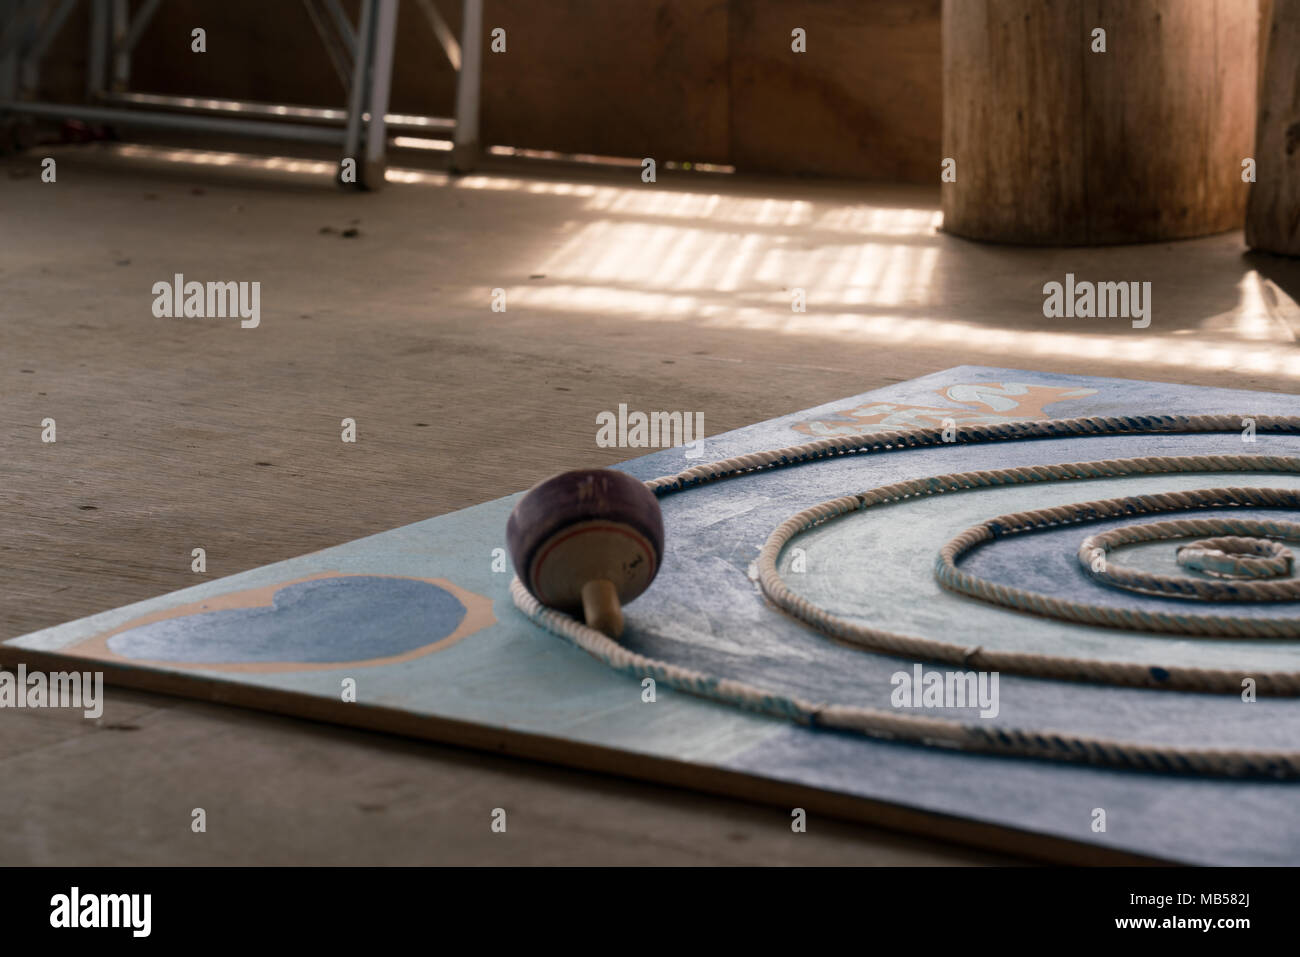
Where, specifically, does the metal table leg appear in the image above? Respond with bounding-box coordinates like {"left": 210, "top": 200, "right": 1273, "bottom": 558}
{"left": 361, "top": 0, "right": 398, "bottom": 189}
{"left": 451, "top": 0, "right": 482, "bottom": 173}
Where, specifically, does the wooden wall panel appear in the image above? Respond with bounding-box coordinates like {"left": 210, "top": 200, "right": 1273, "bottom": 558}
{"left": 728, "top": 0, "right": 942, "bottom": 182}
{"left": 122, "top": 0, "right": 732, "bottom": 164}
{"left": 34, "top": 1, "right": 943, "bottom": 182}
{"left": 478, "top": 1, "right": 730, "bottom": 163}
{"left": 128, "top": 0, "right": 351, "bottom": 107}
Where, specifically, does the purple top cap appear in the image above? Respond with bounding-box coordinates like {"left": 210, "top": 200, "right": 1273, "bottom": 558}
{"left": 506, "top": 468, "right": 665, "bottom": 604}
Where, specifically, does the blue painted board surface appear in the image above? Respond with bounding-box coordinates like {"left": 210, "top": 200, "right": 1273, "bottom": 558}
{"left": 7, "top": 366, "right": 1300, "bottom": 864}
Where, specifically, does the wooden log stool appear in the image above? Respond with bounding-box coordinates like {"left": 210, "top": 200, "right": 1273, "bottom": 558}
{"left": 942, "top": 0, "right": 1258, "bottom": 245}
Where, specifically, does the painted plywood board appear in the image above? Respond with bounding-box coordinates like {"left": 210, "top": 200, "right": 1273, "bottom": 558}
{"left": 5, "top": 366, "right": 1300, "bottom": 865}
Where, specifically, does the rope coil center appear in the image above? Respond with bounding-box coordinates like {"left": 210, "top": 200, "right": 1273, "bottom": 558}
{"left": 1175, "top": 536, "right": 1295, "bottom": 580}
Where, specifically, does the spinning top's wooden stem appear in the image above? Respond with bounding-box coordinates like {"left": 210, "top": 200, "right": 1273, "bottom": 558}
{"left": 581, "top": 579, "right": 623, "bottom": 638}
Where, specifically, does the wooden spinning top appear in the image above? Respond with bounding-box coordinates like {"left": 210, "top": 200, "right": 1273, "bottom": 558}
{"left": 506, "top": 469, "right": 664, "bottom": 638}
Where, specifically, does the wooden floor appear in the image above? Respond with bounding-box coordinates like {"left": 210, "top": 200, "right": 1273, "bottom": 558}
{"left": 1, "top": 141, "right": 1297, "bottom": 864}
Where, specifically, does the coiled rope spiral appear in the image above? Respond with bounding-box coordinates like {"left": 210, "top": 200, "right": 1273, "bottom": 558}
{"left": 511, "top": 414, "right": 1300, "bottom": 778}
